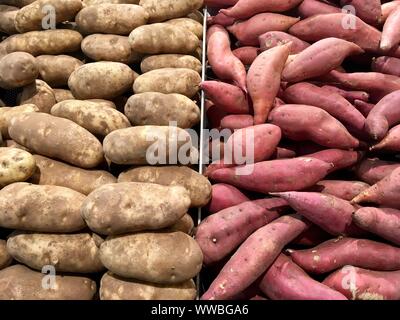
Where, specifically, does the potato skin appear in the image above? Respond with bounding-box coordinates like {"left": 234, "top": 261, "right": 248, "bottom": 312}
{"left": 0, "top": 148, "right": 36, "bottom": 187}
{"left": 119, "top": 166, "right": 212, "bottom": 208}
{"left": 51, "top": 100, "right": 130, "bottom": 136}
{"left": 124, "top": 92, "right": 200, "bottom": 128}
{"left": 0, "top": 265, "right": 96, "bottom": 300}
{"left": 166, "top": 18, "right": 203, "bottom": 39}
{"left": 139, "top": 0, "right": 203, "bottom": 23}
{"left": 82, "top": 34, "right": 142, "bottom": 64}
{"left": 18, "top": 79, "right": 56, "bottom": 113}
{"left": 99, "top": 231, "right": 203, "bottom": 283}
{"left": 141, "top": 54, "right": 201, "bottom": 73}
{"left": 81, "top": 182, "right": 190, "bottom": 235}
{"left": 1, "top": 0, "right": 36, "bottom": 7}
{"left": 0, "top": 240, "right": 12, "bottom": 270}
{"left": 86, "top": 99, "right": 116, "bottom": 109}
{"left": 76, "top": 4, "right": 148, "bottom": 35}
{"left": 4, "top": 30, "right": 83, "bottom": 56}
{"left": 187, "top": 10, "right": 204, "bottom": 23}
{"left": 36, "top": 55, "right": 83, "bottom": 87}
{"left": 53, "top": 89, "right": 75, "bottom": 103}
{"left": 31, "top": 155, "right": 116, "bottom": 195}
{"left": 83, "top": 0, "right": 139, "bottom": 5}
{"left": 100, "top": 272, "right": 196, "bottom": 300}
{"left": 0, "top": 182, "right": 86, "bottom": 232}
{"left": 15, "top": 0, "right": 82, "bottom": 33}
{"left": 133, "top": 68, "right": 201, "bottom": 98}
{"left": 68, "top": 62, "right": 135, "bottom": 100}
{"left": 0, "top": 104, "right": 38, "bottom": 139}
{"left": 129, "top": 23, "right": 199, "bottom": 54}
{"left": 0, "top": 5, "right": 18, "bottom": 34}
{"left": 9, "top": 113, "right": 104, "bottom": 169}
{"left": 0, "top": 52, "right": 38, "bottom": 89}
{"left": 166, "top": 214, "right": 194, "bottom": 235}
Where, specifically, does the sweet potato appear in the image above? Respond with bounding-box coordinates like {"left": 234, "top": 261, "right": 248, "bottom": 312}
{"left": 370, "top": 124, "right": 400, "bottom": 152}
{"left": 372, "top": 56, "right": 400, "bottom": 77}
{"left": 220, "top": 115, "right": 254, "bottom": 130}
{"left": 248, "top": 44, "right": 290, "bottom": 124}
{"left": 208, "top": 183, "right": 249, "bottom": 213}
{"left": 309, "top": 180, "right": 370, "bottom": 201}
{"left": 196, "top": 198, "right": 289, "bottom": 265}
{"left": 382, "top": 1, "right": 400, "bottom": 23}
{"left": 260, "top": 254, "right": 347, "bottom": 300}
{"left": 354, "top": 158, "right": 400, "bottom": 185}
{"left": 381, "top": 7, "right": 400, "bottom": 51}
{"left": 259, "top": 31, "right": 310, "bottom": 54}
{"left": 206, "top": 100, "right": 226, "bottom": 129}
{"left": 292, "top": 224, "right": 331, "bottom": 247}
{"left": 201, "top": 214, "right": 309, "bottom": 300}
{"left": 207, "top": 12, "right": 235, "bottom": 26}
{"left": 269, "top": 105, "right": 360, "bottom": 149}
{"left": 290, "top": 237, "right": 400, "bottom": 274}
{"left": 354, "top": 100, "right": 375, "bottom": 117}
{"left": 321, "top": 85, "right": 369, "bottom": 103}
{"left": 297, "top": 0, "right": 341, "bottom": 18}
{"left": 283, "top": 38, "right": 364, "bottom": 83}
{"left": 340, "top": 0, "right": 382, "bottom": 26}
{"left": 204, "top": 0, "right": 238, "bottom": 8}
{"left": 207, "top": 25, "right": 247, "bottom": 91}
{"left": 232, "top": 47, "right": 258, "bottom": 65}
{"left": 306, "top": 149, "right": 364, "bottom": 173}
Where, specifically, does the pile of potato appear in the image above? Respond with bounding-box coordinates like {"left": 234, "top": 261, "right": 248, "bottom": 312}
{"left": 0, "top": 0, "right": 210, "bottom": 300}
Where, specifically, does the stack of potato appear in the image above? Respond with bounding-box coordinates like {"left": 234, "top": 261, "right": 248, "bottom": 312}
{"left": 0, "top": 0, "right": 209, "bottom": 300}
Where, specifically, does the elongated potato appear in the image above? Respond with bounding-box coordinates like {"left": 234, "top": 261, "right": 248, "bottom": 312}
{"left": 3, "top": 30, "right": 82, "bottom": 56}
{"left": 129, "top": 24, "right": 199, "bottom": 54}
{"left": 124, "top": 92, "right": 200, "bottom": 128}
{"left": 18, "top": 79, "right": 56, "bottom": 113}
{"left": 99, "top": 231, "right": 203, "bottom": 283}
{"left": 166, "top": 18, "right": 203, "bottom": 39}
{"left": 141, "top": 54, "right": 201, "bottom": 73}
{"left": 0, "top": 265, "right": 96, "bottom": 300}
{"left": 133, "top": 68, "right": 200, "bottom": 98}
{"left": 53, "top": 89, "right": 75, "bottom": 103}
{"left": 76, "top": 4, "right": 148, "bottom": 35}
{"left": 166, "top": 214, "right": 194, "bottom": 235}
{"left": 187, "top": 10, "right": 203, "bottom": 23}
{"left": 83, "top": 0, "right": 139, "bottom": 4}
{"left": 81, "top": 182, "right": 190, "bottom": 235}
{"left": 7, "top": 232, "right": 104, "bottom": 273}
{"left": 0, "top": 240, "right": 12, "bottom": 270}
{"left": 0, "top": 5, "right": 18, "bottom": 34}
{"left": 36, "top": 55, "right": 83, "bottom": 87}
{"left": 103, "top": 126, "right": 192, "bottom": 165}
{"left": 100, "top": 273, "right": 196, "bottom": 300}
{"left": 51, "top": 100, "right": 130, "bottom": 136}
{"left": 118, "top": 166, "right": 211, "bottom": 207}
{"left": 1, "top": 0, "right": 36, "bottom": 7}
{"left": 31, "top": 155, "right": 116, "bottom": 195}
{"left": 68, "top": 62, "right": 135, "bottom": 100}
{"left": 15, "top": 0, "right": 82, "bottom": 33}
{"left": 0, "top": 182, "right": 86, "bottom": 232}
{"left": 0, "top": 52, "right": 38, "bottom": 89}
{"left": 0, "top": 104, "right": 38, "bottom": 139}
{"left": 81, "top": 34, "right": 142, "bottom": 64}
{"left": 9, "top": 113, "right": 104, "bottom": 168}
{"left": 140, "top": 0, "right": 203, "bottom": 23}
{"left": 86, "top": 99, "right": 116, "bottom": 109}
{"left": 5, "top": 140, "right": 30, "bottom": 151}
{"left": 0, "top": 148, "right": 36, "bottom": 187}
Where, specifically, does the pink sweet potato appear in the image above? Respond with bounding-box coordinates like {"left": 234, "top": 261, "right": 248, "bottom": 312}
{"left": 306, "top": 149, "right": 364, "bottom": 173}
{"left": 370, "top": 124, "right": 400, "bottom": 152}
{"left": 196, "top": 198, "right": 289, "bottom": 265}
{"left": 201, "top": 81, "right": 249, "bottom": 114}
{"left": 205, "top": 0, "right": 238, "bottom": 8}
{"left": 201, "top": 214, "right": 309, "bottom": 300}
{"left": 289, "top": 13, "right": 381, "bottom": 52}
{"left": 206, "top": 100, "right": 227, "bottom": 129}
{"left": 381, "top": 6, "right": 400, "bottom": 51}
{"left": 232, "top": 46, "right": 258, "bottom": 65}
{"left": 208, "top": 183, "right": 249, "bottom": 213}
{"left": 292, "top": 224, "right": 332, "bottom": 247}
{"left": 324, "top": 266, "right": 400, "bottom": 300}
{"left": 381, "top": 0, "right": 400, "bottom": 23}
{"left": 365, "top": 90, "right": 400, "bottom": 140}
{"left": 208, "top": 157, "right": 332, "bottom": 194}
{"left": 220, "top": 0, "right": 304, "bottom": 19}
{"left": 372, "top": 56, "right": 400, "bottom": 76}
{"left": 354, "top": 158, "right": 400, "bottom": 185}
{"left": 290, "top": 237, "right": 400, "bottom": 274}
{"left": 227, "top": 13, "right": 299, "bottom": 46}
{"left": 340, "top": 0, "right": 382, "bottom": 26}
{"left": 297, "top": 0, "right": 341, "bottom": 18}
{"left": 273, "top": 146, "right": 297, "bottom": 159}
{"left": 247, "top": 44, "right": 290, "bottom": 125}
{"left": 207, "top": 12, "right": 236, "bottom": 26}
{"left": 260, "top": 254, "right": 347, "bottom": 300}
{"left": 321, "top": 85, "right": 369, "bottom": 103}
{"left": 205, "top": 160, "right": 233, "bottom": 177}
{"left": 352, "top": 167, "right": 400, "bottom": 209}
{"left": 220, "top": 115, "right": 254, "bottom": 130}
{"left": 259, "top": 31, "right": 310, "bottom": 55}
{"left": 354, "top": 100, "right": 375, "bottom": 117}
{"left": 207, "top": 25, "right": 247, "bottom": 91}
{"left": 283, "top": 82, "right": 366, "bottom": 131}
{"left": 282, "top": 38, "right": 364, "bottom": 83}
{"left": 353, "top": 207, "right": 400, "bottom": 245}
{"left": 309, "top": 180, "right": 370, "bottom": 201}
{"left": 269, "top": 105, "right": 360, "bottom": 149}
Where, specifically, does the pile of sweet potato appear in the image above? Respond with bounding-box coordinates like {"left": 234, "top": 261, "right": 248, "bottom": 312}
{"left": 198, "top": 0, "right": 400, "bottom": 300}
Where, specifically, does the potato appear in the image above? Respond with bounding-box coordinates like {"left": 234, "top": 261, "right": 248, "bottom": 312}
{"left": 187, "top": 10, "right": 204, "bottom": 23}
{"left": 0, "top": 265, "right": 96, "bottom": 300}
{"left": 18, "top": 79, "right": 56, "bottom": 113}
{"left": 139, "top": 0, "right": 203, "bottom": 23}
{"left": 133, "top": 68, "right": 201, "bottom": 98}
{"left": 0, "top": 182, "right": 86, "bottom": 232}
{"left": 86, "top": 99, "right": 116, "bottom": 109}
{"left": 0, "top": 5, "right": 18, "bottom": 34}
{"left": 118, "top": 166, "right": 211, "bottom": 207}
{"left": 100, "top": 272, "right": 196, "bottom": 300}
{"left": 9, "top": 113, "right": 104, "bottom": 169}
{"left": 5, "top": 140, "right": 30, "bottom": 151}
{"left": 68, "top": 62, "right": 135, "bottom": 100}
{"left": 76, "top": 4, "right": 148, "bottom": 35}
{"left": 103, "top": 126, "right": 192, "bottom": 165}
{"left": 166, "top": 18, "right": 203, "bottom": 39}
{"left": 83, "top": 0, "right": 139, "bottom": 5}
{"left": 53, "top": 89, "right": 75, "bottom": 103}
{"left": 0, "top": 104, "right": 38, "bottom": 139}
{"left": 81, "top": 34, "right": 142, "bottom": 64}
{"left": 129, "top": 23, "right": 199, "bottom": 54}
{"left": 36, "top": 55, "right": 83, "bottom": 87}
{"left": 124, "top": 92, "right": 200, "bottom": 128}
{"left": 15, "top": 0, "right": 82, "bottom": 33}
{"left": 0, "top": 52, "right": 38, "bottom": 89}
{"left": 166, "top": 214, "right": 195, "bottom": 235}
{"left": 0, "top": 240, "right": 12, "bottom": 270}
{"left": 81, "top": 182, "right": 190, "bottom": 235}
{"left": 51, "top": 100, "right": 130, "bottom": 136}
{"left": 99, "top": 231, "right": 203, "bottom": 283}
{"left": 141, "top": 54, "right": 201, "bottom": 73}
{"left": 0, "top": 148, "right": 36, "bottom": 187}
{"left": 1, "top": 0, "right": 36, "bottom": 7}
{"left": 3, "top": 30, "right": 82, "bottom": 56}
